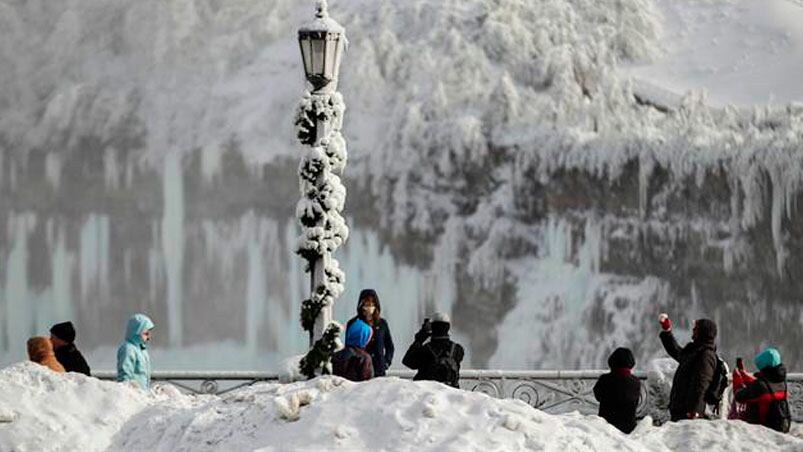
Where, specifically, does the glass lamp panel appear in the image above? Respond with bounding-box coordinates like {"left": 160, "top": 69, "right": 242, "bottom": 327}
{"left": 324, "top": 36, "right": 337, "bottom": 80}
{"left": 311, "top": 36, "right": 325, "bottom": 76}
{"left": 299, "top": 37, "right": 312, "bottom": 77}
{"left": 332, "top": 37, "right": 343, "bottom": 80}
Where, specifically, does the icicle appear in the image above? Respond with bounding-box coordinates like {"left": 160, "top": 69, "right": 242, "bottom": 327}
{"left": 45, "top": 153, "right": 62, "bottom": 190}
{"left": 638, "top": 155, "right": 654, "bottom": 219}
{"left": 162, "top": 153, "right": 185, "bottom": 347}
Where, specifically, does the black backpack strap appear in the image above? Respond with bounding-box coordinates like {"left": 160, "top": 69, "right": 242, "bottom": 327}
{"left": 425, "top": 342, "right": 453, "bottom": 359}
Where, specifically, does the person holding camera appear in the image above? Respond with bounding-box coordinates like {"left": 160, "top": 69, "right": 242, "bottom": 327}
{"left": 733, "top": 347, "right": 791, "bottom": 433}
{"left": 658, "top": 313, "right": 719, "bottom": 421}
{"left": 402, "top": 312, "right": 464, "bottom": 388}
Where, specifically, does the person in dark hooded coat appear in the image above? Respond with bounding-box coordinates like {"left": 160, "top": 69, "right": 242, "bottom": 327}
{"left": 734, "top": 347, "right": 791, "bottom": 433}
{"left": 346, "top": 289, "right": 395, "bottom": 376}
{"left": 402, "top": 312, "right": 464, "bottom": 388}
{"left": 593, "top": 347, "right": 641, "bottom": 433}
{"left": 50, "top": 321, "right": 91, "bottom": 376}
{"left": 658, "top": 314, "right": 718, "bottom": 421}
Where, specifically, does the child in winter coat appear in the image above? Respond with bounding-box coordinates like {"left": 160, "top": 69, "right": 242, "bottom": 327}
{"left": 117, "top": 313, "right": 155, "bottom": 390}
{"left": 593, "top": 347, "right": 641, "bottom": 433}
{"left": 332, "top": 319, "right": 374, "bottom": 382}
{"left": 734, "top": 347, "right": 791, "bottom": 433}
{"left": 27, "top": 336, "right": 66, "bottom": 373}
{"left": 50, "top": 321, "right": 91, "bottom": 376}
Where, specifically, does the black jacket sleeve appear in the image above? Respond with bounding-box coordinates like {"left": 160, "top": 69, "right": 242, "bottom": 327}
{"left": 687, "top": 349, "right": 717, "bottom": 413}
{"left": 402, "top": 341, "right": 425, "bottom": 370}
{"left": 659, "top": 331, "right": 682, "bottom": 362}
{"left": 383, "top": 320, "right": 395, "bottom": 368}
{"left": 74, "top": 351, "right": 91, "bottom": 376}
{"left": 593, "top": 376, "right": 606, "bottom": 402}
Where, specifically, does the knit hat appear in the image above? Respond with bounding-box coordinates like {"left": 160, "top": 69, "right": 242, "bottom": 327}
{"left": 607, "top": 347, "right": 636, "bottom": 370}
{"left": 50, "top": 321, "right": 76, "bottom": 343}
{"left": 345, "top": 319, "right": 373, "bottom": 349}
{"left": 431, "top": 312, "right": 450, "bottom": 324}
{"left": 755, "top": 347, "right": 782, "bottom": 371}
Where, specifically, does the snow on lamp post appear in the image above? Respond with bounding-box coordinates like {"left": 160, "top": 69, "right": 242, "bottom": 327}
{"left": 295, "top": 0, "right": 349, "bottom": 378}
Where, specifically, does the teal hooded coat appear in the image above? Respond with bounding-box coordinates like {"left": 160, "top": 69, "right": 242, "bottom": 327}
{"left": 117, "top": 314, "right": 154, "bottom": 389}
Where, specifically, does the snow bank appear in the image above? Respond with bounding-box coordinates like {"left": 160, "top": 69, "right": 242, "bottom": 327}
{"left": 2, "top": 363, "right": 802, "bottom": 451}
{"left": 0, "top": 362, "right": 153, "bottom": 451}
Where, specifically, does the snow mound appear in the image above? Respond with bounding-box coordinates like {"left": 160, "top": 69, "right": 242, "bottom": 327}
{"left": 0, "top": 362, "right": 154, "bottom": 451}
{"left": 2, "top": 364, "right": 802, "bottom": 451}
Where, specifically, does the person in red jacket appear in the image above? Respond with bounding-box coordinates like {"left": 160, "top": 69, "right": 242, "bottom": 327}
{"left": 734, "top": 347, "right": 791, "bottom": 433}
{"left": 332, "top": 319, "right": 374, "bottom": 382}
{"left": 728, "top": 357, "right": 756, "bottom": 420}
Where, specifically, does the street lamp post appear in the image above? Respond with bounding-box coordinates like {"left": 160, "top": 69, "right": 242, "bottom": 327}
{"left": 295, "top": 0, "right": 349, "bottom": 377}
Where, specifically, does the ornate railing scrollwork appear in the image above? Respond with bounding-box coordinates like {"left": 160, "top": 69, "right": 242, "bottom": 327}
{"left": 91, "top": 369, "right": 803, "bottom": 422}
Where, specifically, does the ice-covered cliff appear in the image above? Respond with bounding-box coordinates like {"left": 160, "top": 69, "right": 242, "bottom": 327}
{"left": 2, "top": 0, "right": 803, "bottom": 370}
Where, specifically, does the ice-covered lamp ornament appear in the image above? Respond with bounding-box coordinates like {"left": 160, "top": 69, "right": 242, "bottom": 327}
{"left": 295, "top": 0, "right": 349, "bottom": 379}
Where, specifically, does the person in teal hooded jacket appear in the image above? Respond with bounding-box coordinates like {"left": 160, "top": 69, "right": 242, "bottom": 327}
{"left": 117, "top": 313, "right": 154, "bottom": 390}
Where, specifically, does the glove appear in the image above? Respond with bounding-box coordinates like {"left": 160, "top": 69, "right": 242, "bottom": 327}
{"left": 414, "top": 320, "right": 432, "bottom": 343}
{"left": 658, "top": 313, "right": 672, "bottom": 332}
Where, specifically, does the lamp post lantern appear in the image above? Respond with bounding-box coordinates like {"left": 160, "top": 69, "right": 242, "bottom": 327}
{"left": 295, "top": 0, "right": 349, "bottom": 378}
{"left": 298, "top": 0, "right": 346, "bottom": 93}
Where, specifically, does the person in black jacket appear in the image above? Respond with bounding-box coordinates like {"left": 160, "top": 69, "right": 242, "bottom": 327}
{"left": 593, "top": 347, "right": 641, "bottom": 433}
{"left": 402, "top": 312, "right": 464, "bottom": 388}
{"left": 346, "top": 289, "right": 395, "bottom": 376}
{"left": 49, "top": 321, "right": 91, "bottom": 376}
{"left": 658, "top": 314, "right": 718, "bottom": 421}
{"left": 734, "top": 347, "right": 791, "bottom": 433}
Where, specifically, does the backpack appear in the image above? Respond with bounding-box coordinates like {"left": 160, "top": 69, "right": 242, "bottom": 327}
{"left": 764, "top": 381, "right": 791, "bottom": 433}
{"left": 426, "top": 342, "right": 459, "bottom": 387}
{"left": 704, "top": 354, "right": 729, "bottom": 409}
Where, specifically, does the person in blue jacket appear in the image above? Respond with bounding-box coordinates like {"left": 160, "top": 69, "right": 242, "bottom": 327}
{"left": 332, "top": 319, "right": 374, "bottom": 382}
{"left": 117, "top": 313, "right": 155, "bottom": 390}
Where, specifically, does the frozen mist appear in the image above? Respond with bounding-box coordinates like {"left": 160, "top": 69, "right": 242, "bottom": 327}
{"left": 3, "top": 0, "right": 803, "bottom": 372}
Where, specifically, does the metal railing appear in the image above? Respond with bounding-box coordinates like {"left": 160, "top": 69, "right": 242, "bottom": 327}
{"left": 92, "top": 370, "right": 803, "bottom": 422}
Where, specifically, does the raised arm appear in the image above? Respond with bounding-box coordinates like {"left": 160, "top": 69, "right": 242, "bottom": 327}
{"left": 659, "top": 331, "right": 682, "bottom": 362}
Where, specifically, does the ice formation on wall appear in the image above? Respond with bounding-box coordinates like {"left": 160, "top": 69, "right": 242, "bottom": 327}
{"left": 2, "top": 0, "right": 803, "bottom": 369}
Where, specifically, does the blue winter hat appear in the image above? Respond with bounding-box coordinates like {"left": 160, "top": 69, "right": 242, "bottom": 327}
{"left": 755, "top": 347, "right": 782, "bottom": 371}
{"left": 345, "top": 319, "right": 373, "bottom": 348}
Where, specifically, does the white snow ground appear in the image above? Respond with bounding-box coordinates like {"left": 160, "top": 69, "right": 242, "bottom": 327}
{"left": 1, "top": 363, "right": 802, "bottom": 452}
{"left": 625, "top": 0, "right": 803, "bottom": 106}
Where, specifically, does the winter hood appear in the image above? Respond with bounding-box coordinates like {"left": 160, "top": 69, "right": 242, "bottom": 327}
{"left": 125, "top": 314, "right": 155, "bottom": 348}
{"left": 693, "top": 318, "right": 717, "bottom": 345}
{"left": 607, "top": 347, "right": 635, "bottom": 370}
{"left": 356, "top": 289, "right": 381, "bottom": 314}
{"left": 27, "top": 337, "right": 56, "bottom": 362}
{"left": 345, "top": 319, "right": 373, "bottom": 349}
